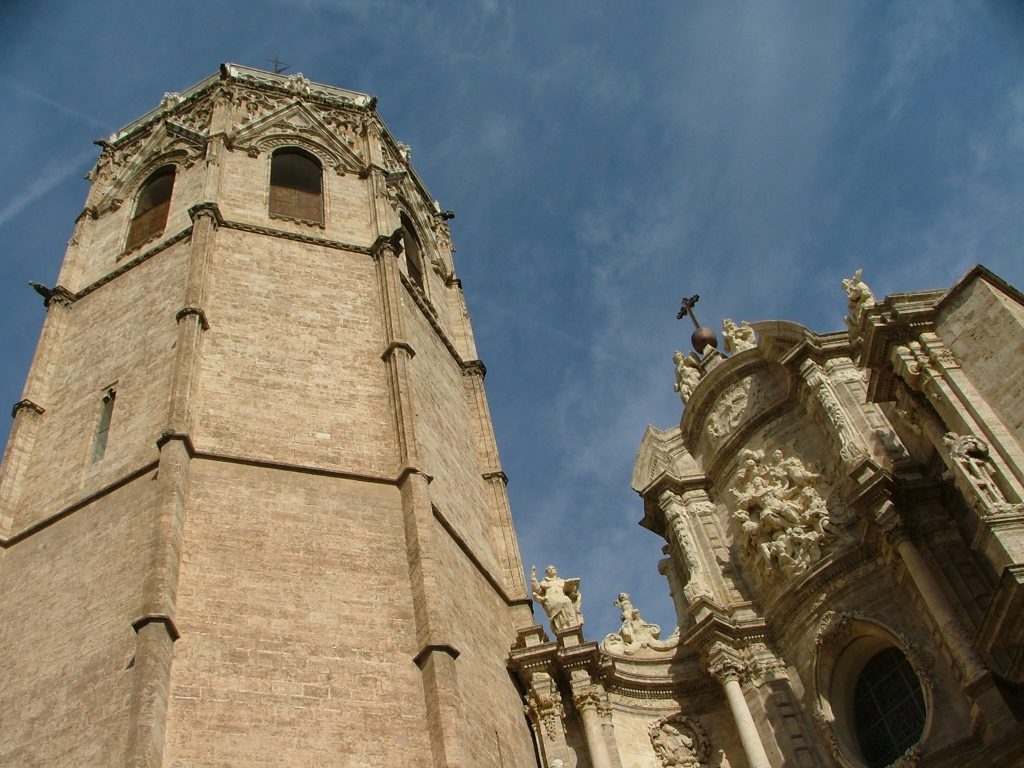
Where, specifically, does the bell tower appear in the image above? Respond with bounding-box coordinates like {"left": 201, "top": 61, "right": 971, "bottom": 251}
{"left": 0, "top": 65, "right": 534, "bottom": 767}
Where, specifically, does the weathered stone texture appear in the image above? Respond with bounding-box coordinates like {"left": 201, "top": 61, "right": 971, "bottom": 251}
{"left": 196, "top": 230, "right": 395, "bottom": 474}
{"left": 10, "top": 245, "right": 186, "bottom": 533}
{"left": 0, "top": 479, "right": 153, "bottom": 766}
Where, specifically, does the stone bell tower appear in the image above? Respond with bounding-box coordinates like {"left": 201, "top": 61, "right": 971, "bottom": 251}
{"left": 0, "top": 65, "right": 535, "bottom": 767}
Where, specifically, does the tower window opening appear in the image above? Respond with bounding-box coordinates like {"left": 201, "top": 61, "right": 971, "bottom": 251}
{"left": 91, "top": 387, "right": 117, "bottom": 463}
{"left": 852, "top": 647, "right": 926, "bottom": 767}
{"left": 125, "top": 166, "right": 175, "bottom": 252}
{"left": 400, "top": 214, "right": 424, "bottom": 290}
{"left": 269, "top": 148, "right": 323, "bottom": 223}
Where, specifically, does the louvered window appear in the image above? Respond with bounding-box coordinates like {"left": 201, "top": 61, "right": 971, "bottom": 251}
{"left": 126, "top": 166, "right": 175, "bottom": 251}
{"left": 269, "top": 148, "right": 323, "bottom": 223}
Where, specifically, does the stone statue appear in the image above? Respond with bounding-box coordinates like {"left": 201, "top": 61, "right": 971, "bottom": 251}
{"left": 531, "top": 565, "right": 583, "bottom": 632}
{"left": 728, "top": 448, "right": 837, "bottom": 580}
{"left": 722, "top": 319, "right": 757, "bottom": 354}
{"left": 841, "top": 268, "right": 876, "bottom": 330}
{"left": 672, "top": 351, "right": 702, "bottom": 404}
{"left": 602, "top": 592, "right": 661, "bottom": 655}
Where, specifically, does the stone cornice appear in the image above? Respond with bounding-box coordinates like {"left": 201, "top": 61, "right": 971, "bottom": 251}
{"left": 132, "top": 614, "right": 181, "bottom": 642}
{"left": 10, "top": 399, "right": 45, "bottom": 418}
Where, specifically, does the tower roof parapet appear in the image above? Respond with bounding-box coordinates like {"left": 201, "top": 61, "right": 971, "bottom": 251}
{"left": 107, "top": 63, "right": 375, "bottom": 145}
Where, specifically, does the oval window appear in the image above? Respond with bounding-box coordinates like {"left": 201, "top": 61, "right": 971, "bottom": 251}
{"left": 852, "top": 647, "right": 926, "bottom": 767}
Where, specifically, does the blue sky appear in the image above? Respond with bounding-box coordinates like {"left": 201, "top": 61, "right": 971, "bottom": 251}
{"left": 2, "top": 1, "right": 1024, "bottom": 640}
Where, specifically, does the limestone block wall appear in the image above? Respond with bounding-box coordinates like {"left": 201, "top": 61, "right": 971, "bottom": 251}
{"left": 429, "top": 515, "right": 537, "bottom": 766}
{"left": 937, "top": 277, "right": 1024, "bottom": 447}
{"left": 0, "top": 478, "right": 154, "bottom": 766}
{"left": 9, "top": 243, "right": 187, "bottom": 533}
{"left": 164, "top": 463, "right": 432, "bottom": 766}
{"left": 195, "top": 229, "right": 396, "bottom": 475}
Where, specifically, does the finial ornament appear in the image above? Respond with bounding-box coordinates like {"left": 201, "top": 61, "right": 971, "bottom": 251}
{"left": 530, "top": 564, "right": 583, "bottom": 633}
{"left": 676, "top": 293, "right": 718, "bottom": 353}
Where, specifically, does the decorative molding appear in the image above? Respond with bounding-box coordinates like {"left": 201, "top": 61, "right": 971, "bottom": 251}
{"left": 460, "top": 359, "right": 487, "bottom": 378}
{"left": 412, "top": 643, "right": 461, "bottom": 667}
{"left": 175, "top": 307, "right": 209, "bottom": 331}
{"left": 131, "top": 614, "right": 181, "bottom": 642}
{"left": 11, "top": 399, "right": 45, "bottom": 418}
{"left": 381, "top": 340, "right": 416, "bottom": 361}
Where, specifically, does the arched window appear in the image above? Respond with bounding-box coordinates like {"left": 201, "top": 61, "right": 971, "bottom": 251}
{"left": 400, "top": 213, "right": 424, "bottom": 290}
{"left": 852, "top": 647, "right": 926, "bottom": 767}
{"left": 269, "top": 148, "right": 323, "bottom": 223}
{"left": 126, "top": 166, "right": 175, "bottom": 251}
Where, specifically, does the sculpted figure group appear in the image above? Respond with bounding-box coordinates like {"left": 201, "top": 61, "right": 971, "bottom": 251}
{"left": 729, "top": 448, "right": 835, "bottom": 580}
{"left": 602, "top": 592, "right": 662, "bottom": 655}
{"left": 722, "top": 318, "right": 757, "bottom": 354}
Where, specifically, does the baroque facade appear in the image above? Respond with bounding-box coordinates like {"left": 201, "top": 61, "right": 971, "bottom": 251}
{"left": 513, "top": 267, "right": 1024, "bottom": 767}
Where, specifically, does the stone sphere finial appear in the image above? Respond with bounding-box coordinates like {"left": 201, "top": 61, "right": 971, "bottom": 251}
{"left": 692, "top": 326, "right": 718, "bottom": 354}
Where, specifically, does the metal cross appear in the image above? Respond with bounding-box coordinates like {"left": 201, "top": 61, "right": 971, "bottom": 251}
{"left": 676, "top": 294, "right": 702, "bottom": 328}
{"left": 268, "top": 57, "right": 290, "bottom": 75}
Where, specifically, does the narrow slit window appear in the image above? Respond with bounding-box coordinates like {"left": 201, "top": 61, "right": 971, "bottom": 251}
{"left": 92, "top": 388, "right": 116, "bottom": 463}
{"left": 269, "top": 148, "right": 323, "bottom": 223}
{"left": 126, "top": 166, "right": 175, "bottom": 252}
{"left": 400, "top": 214, "right": 424, "bottom": 290}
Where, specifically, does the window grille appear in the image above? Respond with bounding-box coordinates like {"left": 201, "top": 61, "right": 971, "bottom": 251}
{"left": 269, "top": 149, "right": 323, "bottom": 223}
{"left": 126, "top": 166, "right": 175, "bottom": 251}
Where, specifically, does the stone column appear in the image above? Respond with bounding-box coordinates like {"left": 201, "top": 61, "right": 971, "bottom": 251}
{"left": 881, "top": 511, "right": 1014, "bottom": 740}
{"left": 571, "top": 676, "right": 614, "bottom": 768}
{"left": 372, "top": 234, "right": 464, "bottom": 768}
{"left": 525, "top": 671, "right": 571, "bottom": 768}
{"left": 707, "top": 646, "right": 772, "bottom": 768}
{"left": 884, "top": 518, "right": 985, "bottom": 684}
{"left": 0, "top": 290, "right": 74, "bottom": 535}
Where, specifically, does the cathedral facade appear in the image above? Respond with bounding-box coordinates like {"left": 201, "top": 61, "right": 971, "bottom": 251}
{"left": 2, "top": 67, "right": 1023, "bottom": 768}
{"left": 516, "top": 267, "right": 1024, "bottom": 767}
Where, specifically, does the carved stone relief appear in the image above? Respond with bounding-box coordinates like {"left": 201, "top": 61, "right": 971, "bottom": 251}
{"left": 800, "top": 360, "right": 866, "bottom": 464}
{"left": 648, "top": 714, "right": 711, "bottom": 768}
{"left": 942, "top": 432, "right": 1021, "bottom": 515}
{"left": 659, "top": 490, "right": 713, "bottom": 602}
{"left": 526, "top": 672, "right": 565, "bottom": 741}
{"left": 728, "top": 448, "right": 843, "bottom": 581}
{"left": 722, "top": 318, "right": 757, "bottom": 354}
{"left": 706, "top": 377, "right": 755, "bottom": 444}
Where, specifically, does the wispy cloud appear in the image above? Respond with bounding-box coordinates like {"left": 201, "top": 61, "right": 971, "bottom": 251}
{"left": 0, "top": 149, "right": 95, "bottom": 229}
{"left": 3, "top": 80, "right": 106, "bottom": 129}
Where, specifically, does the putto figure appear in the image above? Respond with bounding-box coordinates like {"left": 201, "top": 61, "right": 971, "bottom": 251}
{"left": 722, "top": 319, "right": 757, "bottom": 354}
{"left": 531, "top": 564, "right": 583, "bottom": 632}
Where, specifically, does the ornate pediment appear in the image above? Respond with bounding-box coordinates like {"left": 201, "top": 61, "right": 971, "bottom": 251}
{"left": 631, "top": 425, "right": 697, "bottom": 493}
{"left": 89, "top": 119, "right": 206, "bottom": 216}
{"left": 228, "top": 99, "right": 364, "bottom": 175}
